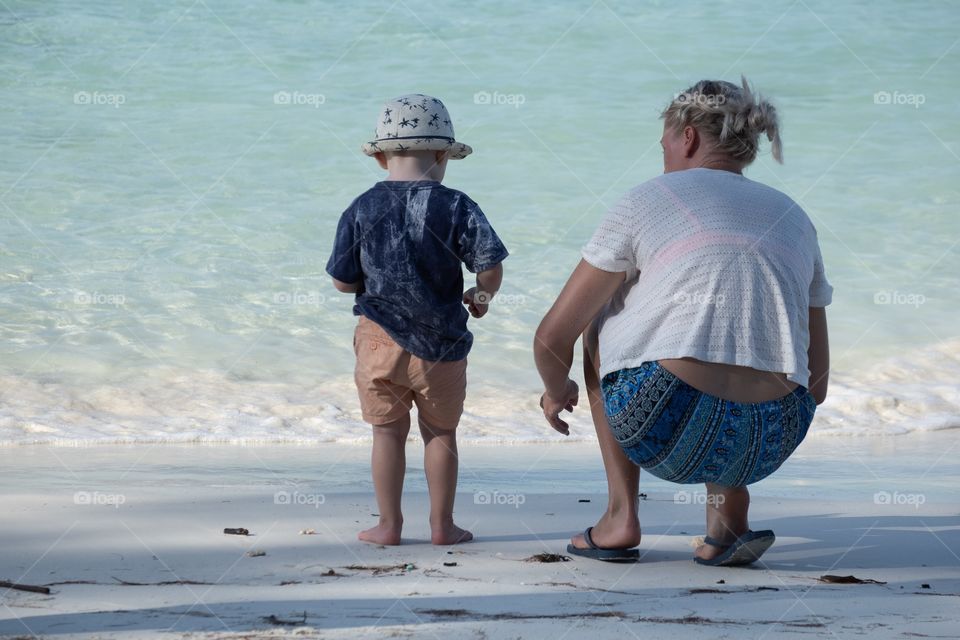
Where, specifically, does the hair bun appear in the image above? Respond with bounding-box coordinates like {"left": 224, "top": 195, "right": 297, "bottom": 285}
{"left": 661, "top": 75, "right": 783, "bottom": 165}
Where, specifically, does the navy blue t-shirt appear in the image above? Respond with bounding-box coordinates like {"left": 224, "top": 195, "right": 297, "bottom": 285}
{"left": 326, "top": 181, "right": 508, "bottom": 362}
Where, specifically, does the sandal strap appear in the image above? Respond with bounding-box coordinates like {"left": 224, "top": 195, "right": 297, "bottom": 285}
{"left": 702, "top": 535, "right": 731, "bottom": 549}
{"left": 582, "top": 527, "right": 599, "bottom": 550}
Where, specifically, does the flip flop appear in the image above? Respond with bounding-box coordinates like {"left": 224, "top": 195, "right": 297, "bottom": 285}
{"left": 566, "top": 527, "right": 640, "bottom": 562}
{"left": 693, "top": 529, "right": 776, "bottom": 567}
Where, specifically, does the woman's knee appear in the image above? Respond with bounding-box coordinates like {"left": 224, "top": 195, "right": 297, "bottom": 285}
{"left": 705, "top": 483, "right": 749, "bottom": 496}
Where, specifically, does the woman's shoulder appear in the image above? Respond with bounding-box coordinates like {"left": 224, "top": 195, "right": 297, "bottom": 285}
{"left": 615, "top": 173, "right": 677, "bottom": 210}
{"left": 607, "top": 171, "right": 733, "bottom": 227}
{"left": 615, "top": 170, "right": 751, "bottom": 216}
{"left": 738, "top": 177, "right": 817, "bottom": 232}
{"left": 616, "top": 170, "right": 816, "bottom": 228}
{"left": 624, "top": 168, "right": 748, "bottom": 200}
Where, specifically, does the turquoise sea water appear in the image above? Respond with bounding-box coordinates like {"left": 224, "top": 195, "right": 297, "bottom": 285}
{"left": 1, "top": 0, "right": 958, "bottom": 444}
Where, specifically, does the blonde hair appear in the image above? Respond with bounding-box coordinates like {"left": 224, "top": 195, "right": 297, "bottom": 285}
{"left": 661, "top": 76, "right": 783, "bottom": 165}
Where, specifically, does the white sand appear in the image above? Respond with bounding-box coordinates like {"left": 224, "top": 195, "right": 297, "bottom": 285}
{"left": 1, "top": 442, "right": 958, "bottom": 639}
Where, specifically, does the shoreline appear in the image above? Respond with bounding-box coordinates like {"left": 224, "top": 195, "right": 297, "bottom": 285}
{"left": 2, "top": 431, "right": 957, "bottom": 501}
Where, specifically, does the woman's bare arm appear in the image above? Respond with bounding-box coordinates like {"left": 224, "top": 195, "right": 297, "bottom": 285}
{"left": 807, "top": 306, "right": 830, "bottom": 404}
{"left": 534, "top": 259, "right": 625, "bottom": 433}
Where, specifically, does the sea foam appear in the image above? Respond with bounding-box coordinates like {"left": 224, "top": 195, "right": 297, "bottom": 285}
{"left": 2, "top": 339, "right": 958, "bottom": 446}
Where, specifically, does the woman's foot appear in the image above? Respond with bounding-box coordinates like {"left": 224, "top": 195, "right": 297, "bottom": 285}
{"left": 694, "top": 530, "right": 776, "bottom": 566}
{"left": 695, "top": 484, "right": 749, "bottom": 561}
{"left": 358, "top": 521, "right": 402, "bottom": 546}
{"left": 695, "top": 534, "right": 745, "bottom": 561}
{"left": 569, "top": 510, "right": 641, "bottom": 550}
{"left": 431, "top": 521, "right": 473, "bottom": 545}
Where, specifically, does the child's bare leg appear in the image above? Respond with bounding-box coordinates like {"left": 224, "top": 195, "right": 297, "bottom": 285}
{"left": 695, "top": 483, "right": 750, "bottom": 560}
{"left": 358, "top": 416, "right": 411, "bottom": 545}
{"left": 419, "top": 417, "right": 473, "bottom": 545}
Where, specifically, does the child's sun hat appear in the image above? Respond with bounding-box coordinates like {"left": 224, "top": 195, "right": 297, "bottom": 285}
{"left": 361, "top": 93, "right": 472, "bottom": 159}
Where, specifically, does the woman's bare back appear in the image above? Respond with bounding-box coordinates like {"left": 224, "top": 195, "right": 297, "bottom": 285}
{"left": 659, "top": 358, "right": 799, "bottom": 404}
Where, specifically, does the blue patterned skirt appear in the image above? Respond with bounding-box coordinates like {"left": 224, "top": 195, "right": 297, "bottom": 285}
{"left": 601, "top": 362, "right": 816, "bottom": 486}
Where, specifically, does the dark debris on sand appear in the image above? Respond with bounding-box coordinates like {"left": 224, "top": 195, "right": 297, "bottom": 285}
{"left": 223, "top": 527, "right": 250, "bottom": 536}
{"left": 343, "top": 563, "right": 416, "bottom": 575}
{"left": 818, "top": 574, "right": 887, "bottom": 585}
{"left": 688, "top": 586, "right": 780, "bottom": 594}
{"left": 261, "top": 611, "right": 307, "bottom": 626}
{"left": 524, "top": 553, "right": 571, "bottom": 563}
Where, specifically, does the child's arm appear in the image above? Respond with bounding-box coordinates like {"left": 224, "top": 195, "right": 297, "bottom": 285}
{"left": 462, "top": 263, "right": 503, "bottom": 318}
{"left": 331, "top": 278, "right": 361, "bottom": 294}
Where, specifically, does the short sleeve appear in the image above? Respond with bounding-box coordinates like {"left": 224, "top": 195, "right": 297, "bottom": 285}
{"left": 581, "top": 191, "right": 639, "bottom": 273}
{"left": 325, "top": 205, "right": 363, "bottom": 284}
{"left": 456, "top": 198, "right": 509, "bottom": 273}
{"left": 809, "top": 239, "right": 833, "bottom": 307}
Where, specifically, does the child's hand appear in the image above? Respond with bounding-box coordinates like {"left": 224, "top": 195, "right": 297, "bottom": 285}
{"left": 540, "top": 379, "right": 579, "bottom": 436}
{"left": 462, "top": 287, "right": 492, "bottom": 318}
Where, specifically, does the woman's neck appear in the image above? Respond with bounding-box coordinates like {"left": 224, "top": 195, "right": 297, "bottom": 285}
{"left": 696, "top": 156, "right": 744, "bottom": 174}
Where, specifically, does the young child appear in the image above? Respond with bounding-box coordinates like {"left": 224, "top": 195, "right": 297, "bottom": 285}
{"left": 326, "top": 94, "right": 508, "bottom": 546}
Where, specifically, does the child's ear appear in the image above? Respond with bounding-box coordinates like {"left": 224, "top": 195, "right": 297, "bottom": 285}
{"left": 435, "top": 150, "right": 449, "bottom": 164}
{"left": 374, "top": 152, "right": 388, "bottom": 170}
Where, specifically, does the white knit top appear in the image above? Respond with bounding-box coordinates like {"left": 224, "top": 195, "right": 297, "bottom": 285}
{"left": 582, "top": 168, "right": 833, "bottom": 387}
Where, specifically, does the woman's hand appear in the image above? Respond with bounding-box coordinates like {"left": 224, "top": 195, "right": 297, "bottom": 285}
{"left": 540, "top": 379, "right": 580, "bottom": 436}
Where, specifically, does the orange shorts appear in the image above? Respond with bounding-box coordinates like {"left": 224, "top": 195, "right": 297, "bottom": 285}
{"left": 353, "top": 316, "right": 467, "bottom": 428}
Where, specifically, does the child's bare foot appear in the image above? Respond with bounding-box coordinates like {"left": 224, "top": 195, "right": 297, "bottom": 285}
{"left": 431, "top": 522, "right": 473, "bottom": 545}
{"left": 358, "top": 522, "right": 402, "bottom": 546}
